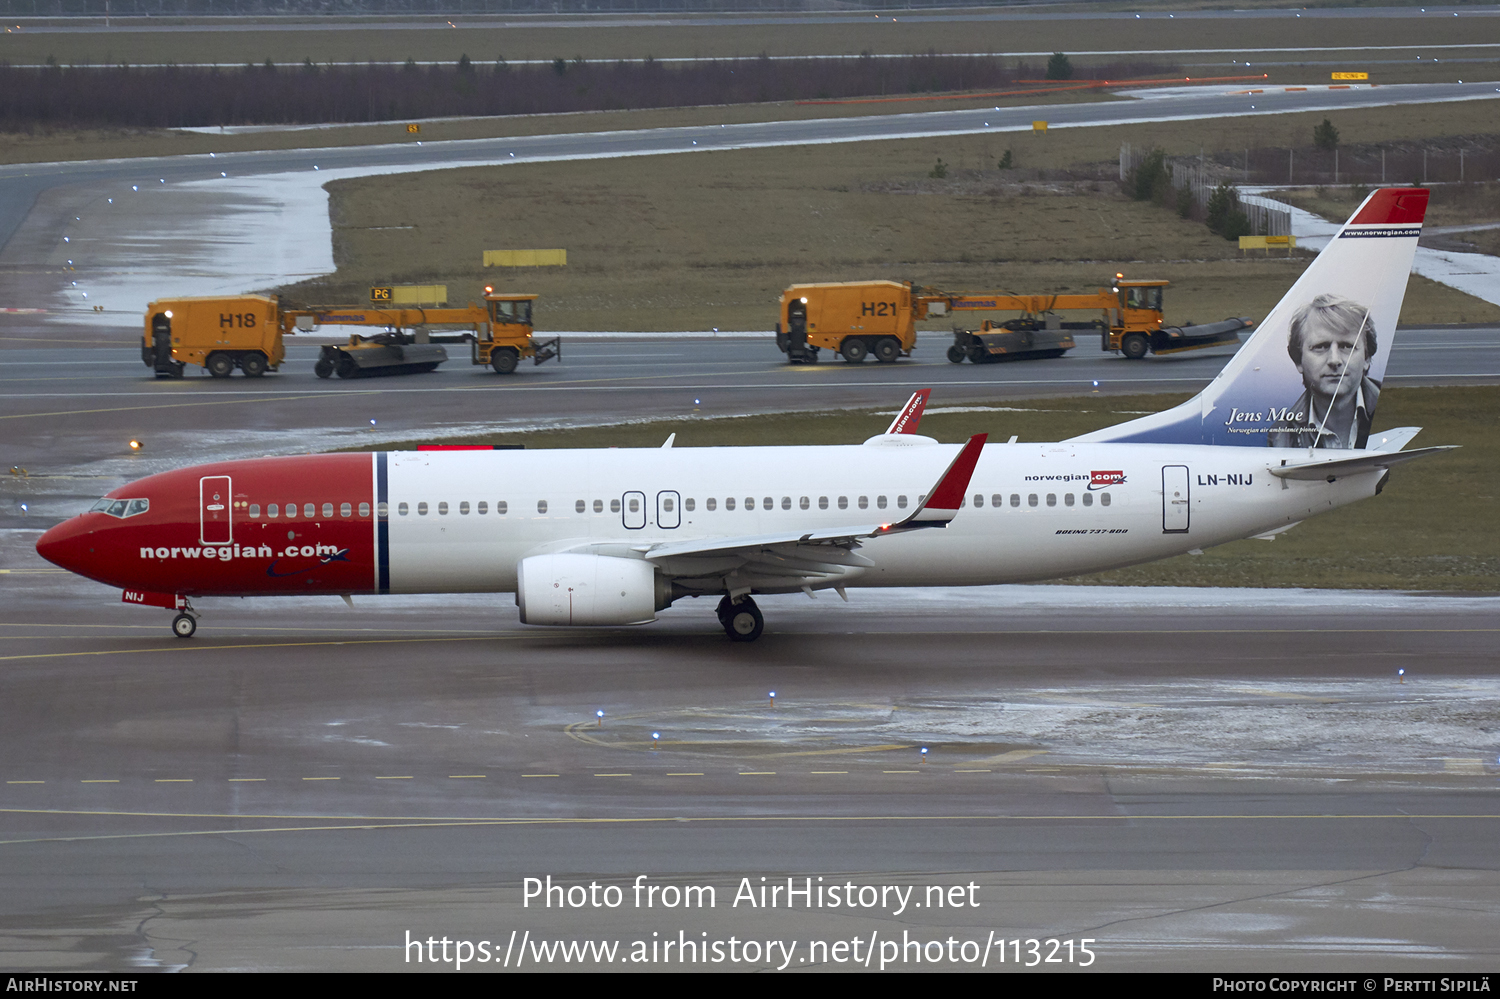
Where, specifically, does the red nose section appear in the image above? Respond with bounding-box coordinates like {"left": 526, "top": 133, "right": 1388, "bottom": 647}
{"left": 36, "top": 515, "right": 97, "bottom": 577}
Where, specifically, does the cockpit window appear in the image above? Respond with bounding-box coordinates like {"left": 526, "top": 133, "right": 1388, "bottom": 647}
{"left": 90, "top": 497, "right": 149, "bottom": 518}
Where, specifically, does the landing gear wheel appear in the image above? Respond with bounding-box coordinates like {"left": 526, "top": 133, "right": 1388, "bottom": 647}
{"left": 723, "top": 597, "right": 763, "bottom": 642}
{"left": 491, "top": 348, "right": 519, "bottom": 374}
{"left": 171, "top": 613, "right": 197, "bottom": 639}
{"left": 205, "top": 352, "right": 234, "bottom": 379}
{"left": 1121, "top": 333, "right": 1149, "bottom": 360}
{"left": 947, "top": 345, "right": 966, "bottom": 363}
{"left": 840, "top": 338, "right": 868, "bottom": 364}
{"left": 874, "top": 337, "right": 901, "bottom": 363}
{"left": 313, "top": 357, "right": 334, "bottom": 379}
{"left": 335, "top": 353, "right": 359, "bottom": 379}
{"left": 240, "top": 352, "right": 268, "bottom": 378}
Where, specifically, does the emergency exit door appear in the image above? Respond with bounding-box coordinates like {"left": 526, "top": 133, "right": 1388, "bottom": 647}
{"left": 1162, "top": 465, "right": 1190, "bottom": 533}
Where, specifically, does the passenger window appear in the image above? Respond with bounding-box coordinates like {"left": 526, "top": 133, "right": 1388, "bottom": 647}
{"left": 497, "top": 501, "right": 508, "bottom": 515}
{"left": 377, "top": 502, "right": 388, "bottom": 517}
{"left": 663, "top": 497, "right": 675, "bottom": 513}
{"left": 628, "top": 497, "right": 639, "bottom": 513}
{"left": 398, "top": 502, "right": 409, "bottom": 516}
{"left": 725, "top": 497, "right": 736, "bottom": 511}
{"left": 610, "top": 498, "right": 621, "bottom": 513}
{"left": 1046, "top": 494, "right": 1056, "bottom": 507}
{"left": 359, "top": 502, "right": 371, "bottom": 517}
{"left": 1011, "top": 494, "right": 1020, "bottom": 507}
{"left": 1082, "top": 493, "right": 1093, "bottom": 507}
{"left": 321, "top": 502, "right": 333, "bottom": 518}
{"left": 685, "top": 498, "right": 695, "bottom": 512}
{"left": 1064, "top": 494, "right": 1074, "bottom": 507}
{"left": 707, "top": 498, "right": 717, "bottom": 511}
{"left": 305, "top": 503, "right": 316, "bottom": 518}
{"left": 798, "top": 497, "right": 808, "bottom": 510}
{"left": 972, "top": 494, "right": 984, "bottom": 508}
{"left": 418, "top": 502, "right": 428, "bottom": 515}
{"left": 575, "top": 500, "right": 586, "bottom": 513}
{"left": 268, "top": 503, "right": 279, "bottom": 518}
{"left": 593, "top": 499, "right": 603, "bottom": 513}
{"left": 459, "top": 501, "right": 470, "bottom": 515}
{"left": 877, "top": 496, "right": 887, "bottom": 509}
{"left": 819, "top": 496, "right": 828, "bottom": 510}
{"left": 538, "top": 500, "right": 548, "bottom": 514}
{"left": 341, "top": 502, "right": 352, "bottom": 517}
{"left": 249, "top": 503, "right": 260, "bottom": 518}
{"left": 1101, "top": 492, "right": 1111, "bottom": 507}
{"left": 992, "top": 494, "right": 1003, "bottom": 508}
{"left": 745, "top": 497, "right": 755, "bottom": 511}
{"left": 477, "top": 501, "right": 488, "bottom": 514}
{"left": 438, "top": 502, "right": 448, "bottom": 515}
{"left": 764, "top": 497, "right": 774, "bottom": 510}
{"left": 897, "top": 496, "right": 907, "bottom": 509}
{"left": 284, "top": 502, "right": 296, "bottom": 518}
{"left": 1028, "top": 494, "right": 1038, "bottom": 507}
{"left": 858, "top": 496, "right": 868, "bottom": 510}
{"left": 838, "top": 496, "right": 848, "bottom": 510}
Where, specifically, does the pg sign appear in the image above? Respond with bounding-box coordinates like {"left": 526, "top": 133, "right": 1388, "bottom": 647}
{"left": 370, "top": 287, "right": 394, "bottom": 303}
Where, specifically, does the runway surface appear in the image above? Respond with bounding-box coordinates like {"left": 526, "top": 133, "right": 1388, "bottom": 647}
{"left": 2, "top": 525, "right": 1497, "bottom": 971}
{"left": 3, "top": 81, "right": 1498, "bottom": 318}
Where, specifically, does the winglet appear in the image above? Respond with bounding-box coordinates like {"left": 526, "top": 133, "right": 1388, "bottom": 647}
{"left": 879, "top": 434, "right": 987, "bottom": 532}
{"left": 885, "top": 389, "right": 932, "bottom": 435}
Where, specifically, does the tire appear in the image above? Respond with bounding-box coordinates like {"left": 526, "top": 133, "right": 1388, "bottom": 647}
{"left": 205, "top": 352, "right": 234, "bottom": 379}
{"left": 1121, "top": 333, "right": 1149, "bottom": 360}
{"left": 171, "top": 613, "right": 196, "bottom": 639}
{"left": 313, "top": 357, "right": 334, "bottom": 379}
{"left": 335, "top": 353, "right": 359, "bottom": 379}
{"left": 804, "top": 348, "right": 819, "bottom": 363}
{"left": 240, "top": 352, "right": 268, "bottom": 378}
{"left": 874, "top": 337, "right": 901, "bottom": 364}
{"left": 724, "top": 597, "right": 764, "bottom": 642}
{"left": 491, "top": 348, "right": 519, "bottom": 374}
{"left": 840, "top": 338, "right": 868, "bottom": 364}
{"left": 947, "top": 345, "right": 966, "bottom": 363}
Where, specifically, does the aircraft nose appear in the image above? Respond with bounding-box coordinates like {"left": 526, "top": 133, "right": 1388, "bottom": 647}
{"left": 36, "top": 515, "right": 95, "bottom": 575}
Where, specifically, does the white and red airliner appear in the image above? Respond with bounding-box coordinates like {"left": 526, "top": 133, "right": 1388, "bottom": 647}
{"left": 38, "top": 189, "right": 1449, "bottom": 641}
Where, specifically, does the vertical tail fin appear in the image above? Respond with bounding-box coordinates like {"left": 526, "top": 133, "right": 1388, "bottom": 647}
{"left": 1071, "top": 188, "right": 1428, "bottom": 449}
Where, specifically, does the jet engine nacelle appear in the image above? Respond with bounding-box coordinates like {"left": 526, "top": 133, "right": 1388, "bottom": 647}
{"left": 516, "top": 553, "right": 661, "bottom": 626}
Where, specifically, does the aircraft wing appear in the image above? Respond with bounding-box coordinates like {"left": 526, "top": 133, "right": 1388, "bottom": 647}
{"left": 1269, "top": 445, "right": 1457, "bottom": 481}
{"left": 640, "top": 433, "right": 988, "bottom": 566}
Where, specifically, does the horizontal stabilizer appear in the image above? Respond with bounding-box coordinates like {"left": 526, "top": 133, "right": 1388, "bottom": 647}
{"left": 1269, "top": 445, "right": 1456, "bottom": 481}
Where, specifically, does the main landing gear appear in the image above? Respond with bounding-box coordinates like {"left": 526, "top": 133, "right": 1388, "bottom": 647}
{"left": 716, "top": 595, "right": 764, "bottom": 642}
{"left": 170, "top": 602, "right": 199, "bottom": 639}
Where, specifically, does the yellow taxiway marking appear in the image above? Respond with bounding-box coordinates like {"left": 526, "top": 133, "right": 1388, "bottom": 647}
{"left": 521, "top": 774, "right": 560, "bottom": 778}
{"left": 80, "top": 780, "right": 119, "bottom": 783}
{"left": 301, "top": 777, "right": 340, "bottom": 781}
{"left": 739, "top": 772, "right": 776, "bottom": 776}
{"left": 883, "top": 770, "right": 921, "bottom": 774}
{"left": 4, "top": 809, "right": 1500, "bottom": 848}
{"left": 227, "top": 778, "right": 265, "bottom": 782}
{"left": 970, "top": 749, "right": 1048, "bottom": 766}
{"left": 375, "top": 776, "right": 413, "bottom": 780}
{"left": 954, "top": 769, "right": 993, "bottom": 773}
{"left": 593, "top": 773, "right": 631, "bottom": 777}
{"left": 448, "top": 775, "right": 486, "bottom": 779}
{"left": 667, "top": 773, "right": 704, "bottom": 777}
{"left": 6, "top": 781, "right": 44, "bottom": 784}
{"left": 809, "top": 771, "right": 848, "bottom": 774}
{"left": 0, "top": 634, "right": 519, "bottom": 663}
{"left": 154, "top": 779, "right": 192, "bottom": 783}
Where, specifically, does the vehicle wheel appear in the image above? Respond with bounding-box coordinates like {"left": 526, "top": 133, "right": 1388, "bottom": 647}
{"left": 804, "top": 348, "right": 819, "bottom": 363}
{"left": 874, "top": 337, "right": 901, "bottom": 364}
{"left": 171, "top": 613, "right": 196, "bottom": 639}
{"left": 1121, "top": 333, "right": 1149, "bottom": 360}
{"left": 313, "top": 357, "right": 334, "bottom": 379}
{"left": 335, "top": 353, "right": 359, "bottom": 379}
{"left": 724, "top": 598, "right": 763, "bottom": 642}
{"left": 840, "top": 338, "right": 868, "bottom": 364}
{"left": 491, "top": 348, "right": 519, "bottom": 374}
{"left": 947, "top": 345, "right": 966, "bottom": 363}
{"left": 205, "top": 352, "right": 234, "bottom": 379}
{"left": 240, "top": 352, "right": 268, "bottom": 377}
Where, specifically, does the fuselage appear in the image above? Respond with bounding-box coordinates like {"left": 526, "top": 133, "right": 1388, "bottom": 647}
{"left": 36, "top": 441, "right": 1382, "bottom": 600}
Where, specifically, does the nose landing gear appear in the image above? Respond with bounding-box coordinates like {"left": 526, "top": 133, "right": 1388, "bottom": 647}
{"left": 170, "top": 604, "right": 198, "bottom": 639}
{"left": 716, "top": 594, "right": 763, "bottom": 642}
